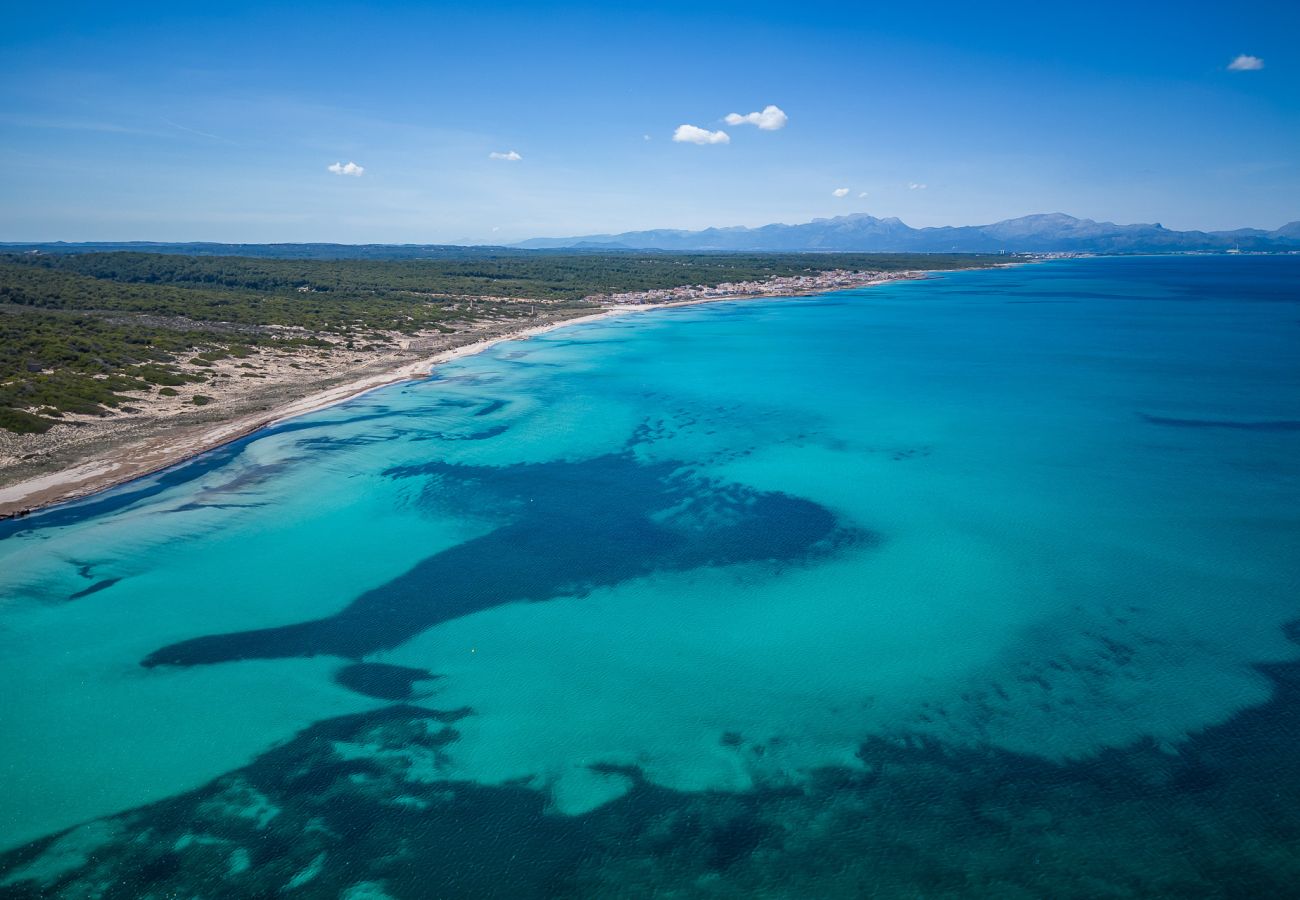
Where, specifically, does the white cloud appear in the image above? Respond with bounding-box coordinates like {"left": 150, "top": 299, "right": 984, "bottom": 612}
{"left": 643, "top": 134, "right": 652, "bottom": 141}
{"left": 1227, "top": 54, "right": 1264, "bottom": 71}
{"left": 724, "top": 105, "right": 788, "bottom": 131}
{"left": 489, "top": 150, "right": 523, "bottom": 161}
{"left": 673, "top": 124, "right": 730, "bottom": 145}
{"left": 858, "top": 192, "right": 869, "bottom": 198}
{"left": 832, "top": 187, "right": 850, "bottom": 197}
{"left": 327, "top": 161, "right": 364, "bottom": 176}
{"left": 908, "top": 182, "right": 927, "bottom": 190}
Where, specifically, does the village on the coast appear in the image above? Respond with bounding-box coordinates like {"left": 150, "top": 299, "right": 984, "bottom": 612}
{"left": 591, "top": 268, "right": 919, "bottom": 305}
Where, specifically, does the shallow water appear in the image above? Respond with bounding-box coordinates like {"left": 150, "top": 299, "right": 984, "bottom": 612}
{"left": 1, "top": 256, "right": 1298, "bottom": 897}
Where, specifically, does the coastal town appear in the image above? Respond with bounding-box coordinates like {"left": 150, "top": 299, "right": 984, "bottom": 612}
{"left": 590, "top": 268, "right": 922, "bottom": 306}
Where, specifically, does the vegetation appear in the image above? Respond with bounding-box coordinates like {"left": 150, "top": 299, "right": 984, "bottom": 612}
{"left": 5, "top": 250, "right": 996, "bottom": 305}
{"left": 0, "top": 249, "right": 1010, "bottom": 432}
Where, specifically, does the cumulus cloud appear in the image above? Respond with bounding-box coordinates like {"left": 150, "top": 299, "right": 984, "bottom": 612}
{"left": 327, "top": 161, "right": 364, "bottom": 176}
{"left": 832, "top": 187, "right": 850, "bottom": 197}
{"left": 1227, "top": 54, "right": 1264, "bottom": 71}
{"left": 673, "top": 124, "right": 730, "bottom": 145}
{"left": 858, "top": 192, "right": 869, "bottom": 198}
{"left": 724, "top": 105, "right": 788, "bottom": 131}
{"left": 489, "top": 150, "right": 523, "bottom": 161}
{"left": 909, "top": 182, "right": 927, "bottom": 190}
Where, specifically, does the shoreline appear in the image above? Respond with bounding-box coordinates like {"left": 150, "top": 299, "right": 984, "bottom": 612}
{"left": 0, "top": 270, "right": 932, "bottom": 520}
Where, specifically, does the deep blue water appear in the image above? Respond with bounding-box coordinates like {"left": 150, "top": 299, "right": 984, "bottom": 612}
{"left": 1, "top": 256, "right": 1298, "bottom": 897}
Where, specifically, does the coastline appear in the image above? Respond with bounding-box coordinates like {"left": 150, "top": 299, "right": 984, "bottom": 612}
{"left": 0, "top": 270, "right": 932, "bottom": 519}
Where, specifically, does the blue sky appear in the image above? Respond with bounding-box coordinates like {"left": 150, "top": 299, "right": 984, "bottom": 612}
{"left": 2, "top": 0, "right": 1297, "bottom": 243}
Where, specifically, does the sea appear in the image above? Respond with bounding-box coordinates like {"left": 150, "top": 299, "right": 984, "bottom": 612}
{"left": 1, "top": 255, "right": 1297, "bottom": 897}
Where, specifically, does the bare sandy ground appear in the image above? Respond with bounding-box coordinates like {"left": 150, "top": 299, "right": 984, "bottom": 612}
{"left": 0, "top": 272, "right": 928, "bottom": 518}
{"left": 0, "top": 310, "right": 608, "bottom": 517}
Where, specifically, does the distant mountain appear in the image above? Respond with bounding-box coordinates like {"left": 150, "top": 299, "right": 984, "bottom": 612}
{"left": 6, "top": 215, "right": 1298, "bottom": 258}
{"left": 514, "top": 213, "right": 1300, "bottom": 253}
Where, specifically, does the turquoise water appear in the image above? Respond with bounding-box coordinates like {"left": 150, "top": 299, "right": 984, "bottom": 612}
{"left": 1, "top": 256, "right": 1298, "bottom": 897}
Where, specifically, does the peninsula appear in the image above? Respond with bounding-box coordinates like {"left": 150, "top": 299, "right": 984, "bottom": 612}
{"left": 0, "top": 251, "right": 1008, "bottom": 516}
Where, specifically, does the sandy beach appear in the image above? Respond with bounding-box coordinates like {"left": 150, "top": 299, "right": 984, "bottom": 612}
{"left": 0, "top": 271, "right": 924, "bottom": 519}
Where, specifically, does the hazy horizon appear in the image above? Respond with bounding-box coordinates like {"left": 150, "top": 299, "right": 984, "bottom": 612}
{"left": 3, "top": 209, "right": 1298, "bottom": 250}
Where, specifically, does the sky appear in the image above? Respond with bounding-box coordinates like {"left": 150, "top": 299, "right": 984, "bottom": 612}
{"left": 1, "top": 0, "right": 1298, "bottom": 243}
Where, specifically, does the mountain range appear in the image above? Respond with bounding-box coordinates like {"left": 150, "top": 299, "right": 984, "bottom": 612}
{"left": 7, "top": 214, "right": 1298, "bottom": 258}
{"left": 514, "top": 213, "right": 1300, "bottom": 253}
